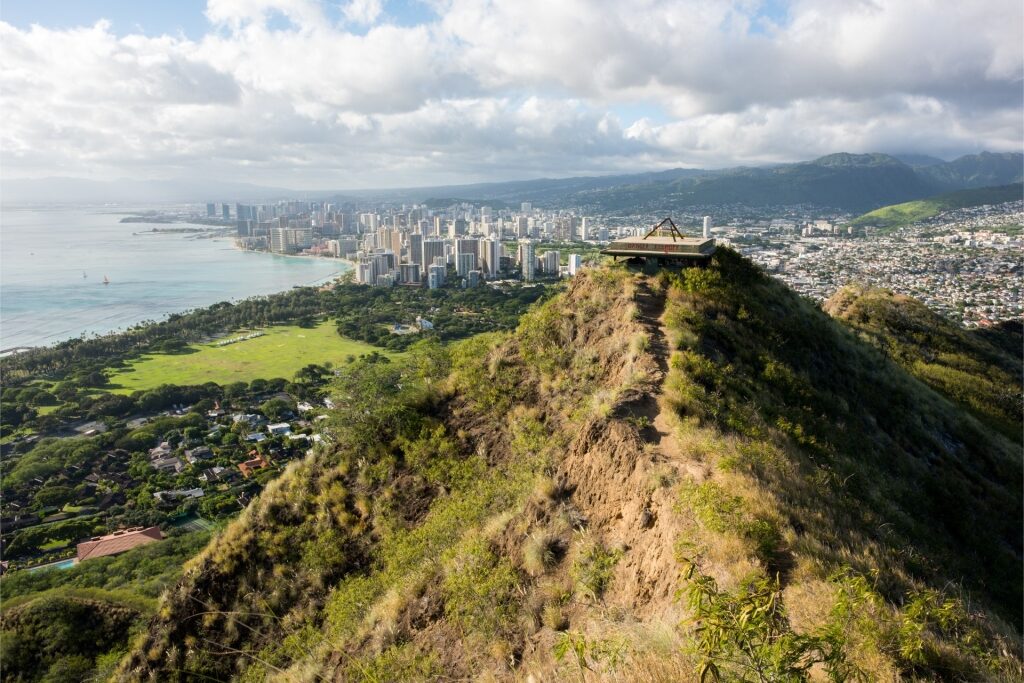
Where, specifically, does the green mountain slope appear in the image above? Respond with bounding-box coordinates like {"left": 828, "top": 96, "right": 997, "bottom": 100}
{"left": 0, "top": 532, "right": 211, "bottom": 683}
{"left": 825, "top": 285, "right": 1023, "bottom": 438}
{"left": 2, "top": 593, "right": 146, "bottom": 682}
{"left": 850, "top": 183, "right": 1024, "bottom": 229}
{"left": 917, "top": 152, "right": 1024, "bottom": 191}
{"left": 115, "top": 255, "right": 1022, "bottom": 682}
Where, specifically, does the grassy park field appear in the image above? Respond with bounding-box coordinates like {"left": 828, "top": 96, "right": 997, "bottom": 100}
{"left": 107, "top": 322, "right": 389, "bottom": 393}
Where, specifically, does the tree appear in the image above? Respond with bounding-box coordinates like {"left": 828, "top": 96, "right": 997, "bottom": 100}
{"left": 260, "top": 398, "right": 294, "bottom": 422}
{"left": 33, "top": 485, "right": 75, "bottom": 508}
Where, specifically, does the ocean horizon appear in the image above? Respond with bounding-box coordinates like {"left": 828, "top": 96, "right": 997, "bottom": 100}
{"left": 0, "top": 205, "right": 349, "bottom": 351}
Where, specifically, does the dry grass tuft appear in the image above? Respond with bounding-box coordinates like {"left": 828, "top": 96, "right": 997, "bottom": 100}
{"left": 523, "top": 531, "right": 562, "bottom": 577}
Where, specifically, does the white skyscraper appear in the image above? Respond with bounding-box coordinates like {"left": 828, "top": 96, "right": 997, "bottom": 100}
{"left": 483, "top": 238, "right": 502, "bottom": 277}
{"left": 568, "top": 253, "right": 583, "bottom": 276}
{"left": 702, "top": 216, "right": 712, "bottom": 239}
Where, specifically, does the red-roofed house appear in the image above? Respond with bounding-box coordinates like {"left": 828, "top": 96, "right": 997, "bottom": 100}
{"left": 238, "top": 452, "right": 269, "bottom": 479}
{"left": 76, "top": 526, "right": 164, "bottom": 562}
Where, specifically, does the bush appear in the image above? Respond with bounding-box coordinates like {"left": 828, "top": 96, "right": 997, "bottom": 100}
{"left": 442, "top": 537, "right": 519, "bottom": 637}
{"left": 571, "top": 537, "right": 622, "bottom": 601}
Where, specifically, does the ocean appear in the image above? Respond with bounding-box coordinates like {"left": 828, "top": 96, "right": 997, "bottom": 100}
{"left": 0, "top": 206, "right": 349, "bottom": 351}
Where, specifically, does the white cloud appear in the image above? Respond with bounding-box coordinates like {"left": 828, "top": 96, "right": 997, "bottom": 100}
{"left": 342, "top": 0, "right": 384, "bottom": 25}
{"left": 0, "top": 0, "right": 1019, "bottom": 188}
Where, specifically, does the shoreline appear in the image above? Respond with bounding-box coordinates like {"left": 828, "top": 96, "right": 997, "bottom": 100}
{"left": 231, "top": 241, "right": 358, "bottom": 271}
{"left": 2, "top": 235, "right": 353, "bottom": 353}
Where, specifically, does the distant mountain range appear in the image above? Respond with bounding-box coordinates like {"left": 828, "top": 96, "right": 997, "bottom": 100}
{"left": 3, "top": 152, "right": 1021, "bottom": 213}
{"left": 392, "top": 151, "right": 1020, "bottom": 213}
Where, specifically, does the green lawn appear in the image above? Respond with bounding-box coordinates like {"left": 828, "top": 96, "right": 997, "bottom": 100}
{"left": 107, "top": 322, "right": 389, "bottom": 393}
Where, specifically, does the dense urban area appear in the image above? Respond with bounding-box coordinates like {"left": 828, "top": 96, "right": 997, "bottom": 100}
{"left": 147, "top": 195, "right": 1024, "bottom": 328}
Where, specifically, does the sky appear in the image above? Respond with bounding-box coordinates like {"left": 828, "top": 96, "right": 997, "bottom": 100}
{"left": 1, "top": 0, "right": 1021, "bottom": 190}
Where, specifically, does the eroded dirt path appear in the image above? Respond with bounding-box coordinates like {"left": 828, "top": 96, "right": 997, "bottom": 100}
{"left": 632, "top": 279, "right": 684, "bottom": 464}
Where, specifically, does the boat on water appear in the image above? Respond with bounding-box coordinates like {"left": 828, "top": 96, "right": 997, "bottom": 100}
{"left": 103, "top": 275, "right": 110, "bottom": 285}
{"left": 83, "top": 271, "right": 88, "bottom": 279}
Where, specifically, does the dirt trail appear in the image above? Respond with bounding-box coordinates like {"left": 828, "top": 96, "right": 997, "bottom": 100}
{"left": 632, "top": 279, "right": 684, "bottom": 464}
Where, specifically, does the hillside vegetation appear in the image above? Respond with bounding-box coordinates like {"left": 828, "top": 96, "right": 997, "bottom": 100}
{"left": 1, "top": 532, "right": 211, "bottom": 682}
{"left": 364, "top": 151, "right": 1024, "bottom": 213}
{"left": 114, "top": 253, "right": 1021, "bottom": 682}
{"left": 825, "top": 285, "right": 1022, "bottom": 439}
{"left": 850, "top": 183, "right": 1023, "bottom": 230}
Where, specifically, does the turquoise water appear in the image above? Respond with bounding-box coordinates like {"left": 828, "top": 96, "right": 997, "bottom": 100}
{"left": 1, "top": 206, "right": 349, "bottom": 350}
{"left": 28, "top": 558, "right": 77, "bottom": 572}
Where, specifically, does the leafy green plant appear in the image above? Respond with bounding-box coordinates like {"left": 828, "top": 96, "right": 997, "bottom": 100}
{"left": 680, "top": 560, "right": 859, "bottom": 683}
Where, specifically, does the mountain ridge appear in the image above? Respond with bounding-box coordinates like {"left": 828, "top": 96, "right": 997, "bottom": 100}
{"left": 4, "top": 152, "right": 1020, "bottom": 210}
{"left": 115, "top": 253, "right": 1023, "bottom": 681}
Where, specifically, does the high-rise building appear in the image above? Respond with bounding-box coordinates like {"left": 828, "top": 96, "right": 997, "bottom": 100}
{"left": 598, "top": 226, "right": 609, "bottom": 242}
{"left": 206, "top": 203, "right": 216, "bottom": 217}
{"left": 466, "top": 270, "right": 481, "bottom": 288}
{"left": 518, "top": 240, "right": 536, "bottom": 282}
{"left": 407, "top": 233, "right": 424, "bottom": 266}
{"left": 399, "top": 263, "right": 422, "bottom": 285}
{"left": 335, "top": 238, "right": 358, "bottom": 256}
{"left": 423, "top": 239, "right": 447, "bottom": 267}
{"left": 568, "top": 253, "right": 583, "bottom": 276}
{"left": 455, "top": 237, "right": 480, "bottom": 265}
{"left": 564, "top": 216, "right": 577, "bottom": 242}
{"left": 449, "top": 218, "right": 468, "bottom": 238}
{"left": 292, "top": 227, "right": 312, "bottom": 250}
{"left": 542, "top": 250, "right": 560, "bottom": 276}
{"left": 428, "top": 264, "right": 446, "bottom": 289}
{"left": 580, "top": 217, "right": 589, "bottom": 241}
{"left": 703, "top": 216, "right": 712, "bottom": 239}
{"left": 369, "top": 252, "right": 395, "bottom": 283}
{"left": 270, "top": 228, "right": 288, "bottom": 254}
{"left": 221, "top": 203, "right": 231, "bottom": 220}
{"left": 521, "top": 202, "right": 532, "bottom": 214}
{"left": 270, "top": 227, "right": 313, "bottom": 254}
{"left": 483, "top": 239, "right": 502, "bottom": 277}
{"left": 516, "top": 216, "right": 529, "bottom": 239}
{"left": 456, "top": 252, "right": 477, "bottom": 277}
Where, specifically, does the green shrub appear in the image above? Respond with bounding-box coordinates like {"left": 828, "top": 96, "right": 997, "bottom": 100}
{"left": 442, "top": 537, "right": 519, "bottom": 637}
{"left": 680, "top": 561, "right": 857, "bottom": 683}
{"left": 572, "top": 538, "right": 622, "bottom": 601}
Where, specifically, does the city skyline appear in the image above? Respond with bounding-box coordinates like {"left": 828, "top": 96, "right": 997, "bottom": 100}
{"left": 1, "top": 0, "right": 1021, "bottom": 189}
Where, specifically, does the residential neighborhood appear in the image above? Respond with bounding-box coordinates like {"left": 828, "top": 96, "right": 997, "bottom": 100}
{"left": 0, "top": 379, "right": 335, "bottom": 571}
